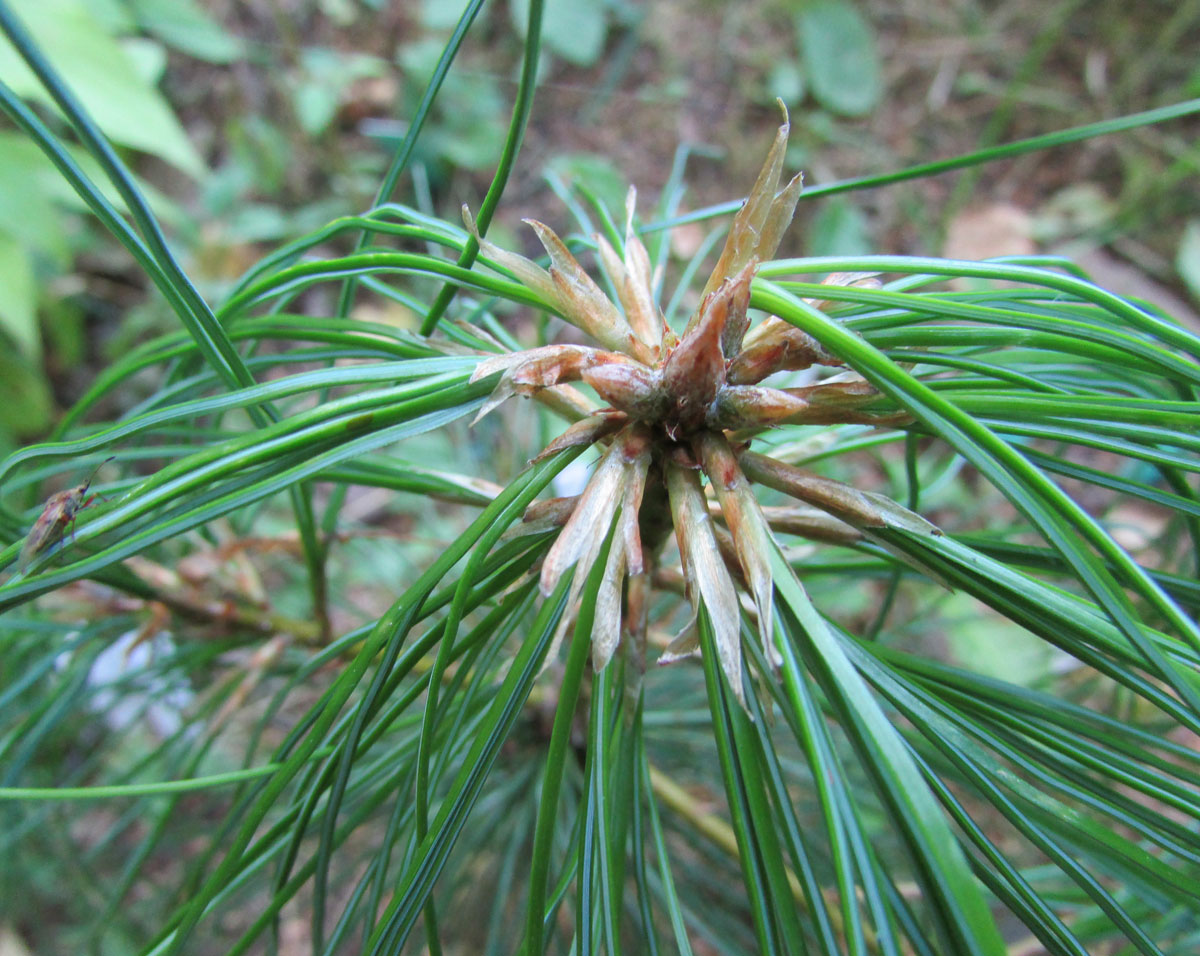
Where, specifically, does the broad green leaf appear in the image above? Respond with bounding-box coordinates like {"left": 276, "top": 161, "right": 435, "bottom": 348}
{"left": 0, "top": 132, "right": 130, "bottom": 218}
{"left": 0, "top": 0, "right": 203, "bottom": 176}
{"left": 0, "top": 232, "right": 38, "bottom": 359}
{"left": 119, "top": 36, "right": 168, "bottom": 87}
{"left": 510, "top": 0, "right": 608, "bottom": 66}
{"left": 0, "top": 347, "right": 51, "bottom": 439}
{"left": 128, "top": 0, "right": 244, "bottom": 63}
{"left": 0, "top": 135, "right": 70, "bottom": 261}
{"left": 795, "top": 0, "right": 882, "bottom": 117}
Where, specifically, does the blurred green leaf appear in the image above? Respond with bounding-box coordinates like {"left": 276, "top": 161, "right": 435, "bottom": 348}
{"left": 765, "top": 58, "right": 806, "bottom": 106}
{"left": 510, "top": 0, "right": 608, "bottom": 66}
{"left": 317, "top": 0, "right": 357, "bottom": 27}
{"left": 1032, "top": 183, "right": 1116, "bottom": 243}
{"left": 223, "top": 204, "right": 292, "bottom": 243}
{"left": 807, "top": 196, "right": 872, "bottom": 256}
{"left": 0, "top": 134, "right": 71, "bottom": 262}
{"left": 0, "top": 233, "right": 37, "bottom": 359}
{"left": 794, "top": 0, "right": 881, "bottom": 117}
{"left": 1186, "top": 63, "right": 1200, "bottom": 98}
{"left": 40, "top": 297, "right": 85, "bottom": 369}
{"left": 128, "top": 0, "right": 244, "bottom": 64}
{"left": 0, "top": 0, "right": 203, "bottom": 176}
{"left": 293, "top": 48, "right": 385, "bottom": 137}
{"left": 0, "top": 347, "right": 51, "bottom": 439}
{"left": 225, "top": 115, "right": 293, "bottom": 196}
{"left": 1176, "top": 218, "right": 1200, "bottom": 301}
{"left": 0, "top": 131, "right": 129, "bottom": 218}
{"left": 421, "top": 0, "right": 473, "bottom": 31}
{"left": 119, "top": 36, "right": 168, "bottom": 87}
{"left": 294, "top": 82, "right": 341, "bottom": 139}
{"left": 395, "top": 39, "right": 506, "bottom": 170}
{"left": 545, "top": 153, "right": 628, "bottom": 218}
{"left": 939, "top": 593, "right": 1057, "bottom": 688}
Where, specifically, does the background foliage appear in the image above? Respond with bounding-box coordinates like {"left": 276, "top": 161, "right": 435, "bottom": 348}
{"left": 1, "top": 1, "right": 1199, "bottom": 954}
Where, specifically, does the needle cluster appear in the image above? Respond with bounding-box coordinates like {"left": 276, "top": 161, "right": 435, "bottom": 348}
{"left": 469, "top": 110, "right": 930, "bottom": 702}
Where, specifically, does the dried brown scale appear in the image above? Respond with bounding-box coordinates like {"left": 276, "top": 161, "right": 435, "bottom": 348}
{"left": 755, "top": 505, "right": 862, "bottom": 545}
{"left": 616, "top": 426, "right": 654, "bottom": 576}
{"left": 525, "top": 218, "right": 643, "bottom": 359}
{"left": 777, "top": 376, "right": 913, "bottom": 427}
{"left": 726, "top": 328, "right": 842, "bottom": 385}
{"left": 777, "top": 408, "right": 912, "bottom": 428}
{"left": 468, "top": 106, "right": 931, "bottom": 703}
{"left": 712, "top": 385, "right": 810, "bottom": 429}
{"left": 622, "top": 572, "right": 651, "bottom": 673}
{"left": 530, "top": 411, "right": 628, "bottom": 463}
{"left": 660, "top": 264, "right": 751, "bottom": 431}
{"left": 696, "top": 118, "right": 802, "bottom": 306}
{"left": 580, "top": 363, "right": 666, "bottom": 420}
{"left": 532, "top": 383, "right": 598, "bottom": 423}
{"left": 665, "top": 459, "right": 744, "bottom": 702}
{"left": 785, "top": 378, "right": 881, "bottom": 404}
{"left": 729, "top": 273, "right": 882, "bottom": 384}
{"left": 595, "top": 191, "right": 662, "bottom": 352}
{"left": 633, "top": 460, "right": 676, "bottom": 560}
{"left": 506, "top": 496, "right": 581, "bottom": 537}
{"left": 710, "top": 522, "right": 748, "bottom": 589}
{"left": 738, "top": 450, "right": 940, "bottom": 537}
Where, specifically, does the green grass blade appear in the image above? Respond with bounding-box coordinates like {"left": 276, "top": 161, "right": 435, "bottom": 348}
{"left": 756, "top": 280, "right": 1200, "bottom": 714}
{"left": 768, "top": 540, "right": 1007, "bottom": 955}
{"left": 419, "top": 0, "right": 545, "bottom": 335}
{"left": 649, "top": 98, "right": 1200, "bottom": 232}
{"left": 695, "top": 611, "right": 784, "bottom": 954}
{"left": 364, "top": 575, "right": 572, "bottom": 952}
{"left": 522, "top": 548, "right": 601, "bottom": 954}
{"left": 335, "top": 0, "right": 488, "bottom": 318}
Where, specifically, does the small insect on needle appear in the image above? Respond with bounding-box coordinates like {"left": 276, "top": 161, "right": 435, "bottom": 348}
{"left": 19, "top": 456, "right": 116, "bottom": 571}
